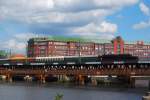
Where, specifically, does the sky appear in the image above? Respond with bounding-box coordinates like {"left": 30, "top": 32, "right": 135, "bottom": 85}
{"left": 0, "top": 0, "right": 150, "bottom": 54}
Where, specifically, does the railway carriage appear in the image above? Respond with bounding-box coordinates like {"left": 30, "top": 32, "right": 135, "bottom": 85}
{"left": 0, "top": 54, "right": 139, "bottom": 66}
{"left": 35, "top": 55, "right": 100, "bottom": 65}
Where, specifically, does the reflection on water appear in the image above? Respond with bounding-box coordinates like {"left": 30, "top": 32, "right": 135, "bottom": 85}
{"left": 0, "top": 82, "right": 147, "bottom": 100}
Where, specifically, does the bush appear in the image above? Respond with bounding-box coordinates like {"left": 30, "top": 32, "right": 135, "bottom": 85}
{"left": 55, "top": 93, "right": 63, "bottom": 100}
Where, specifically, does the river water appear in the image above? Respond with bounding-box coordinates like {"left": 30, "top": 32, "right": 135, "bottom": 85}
{"left": 0, "top": 82, "right": 147, "bottom": 100}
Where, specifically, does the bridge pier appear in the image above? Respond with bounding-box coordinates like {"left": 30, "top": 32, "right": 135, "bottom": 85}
{"left": 24, "top": 75, "right": 33, "bottom": 82}
{"left": 91, "top": 78, "right": 97, "bottom": 86}
{"left": 58, "top": 75, "right": 64, "bottom": 82}
{"left": 142, "top": 92, "right": 150, "bottom": 100}
{"left": 0, "top": 75, "right": 7, "bottom": 81}
{"left": 117, "top": 75, "right": 134, "bottom": 88}
{"left": 38, "top": 75, "right": 46, "bottom": 83}
{"left": 77, "top": 75, "right": 85, "bottom": 85}
{"left": 6, "top": 74, "right": 12, "bottom": 82}
{"left": 149, "top": 80, "right": 150, "bottom": 90}
{"left": 58, "top": 75, "right": 69, "bottom": 83}
{"left": 129, "top": 77, "right": 135, "bottom": 88}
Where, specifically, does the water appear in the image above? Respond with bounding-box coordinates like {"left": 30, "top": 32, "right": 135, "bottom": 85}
{"left": 0, "top": 82, "right": 147, "bottom": 100}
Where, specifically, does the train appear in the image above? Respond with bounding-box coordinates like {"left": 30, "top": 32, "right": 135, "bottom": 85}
{"left": 0, "top": 54, "right": 139, "bottom": 65}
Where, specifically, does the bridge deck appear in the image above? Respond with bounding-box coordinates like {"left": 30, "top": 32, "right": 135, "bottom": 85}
{"left": 0, "top": 63, "right": 150, "bottom": 76}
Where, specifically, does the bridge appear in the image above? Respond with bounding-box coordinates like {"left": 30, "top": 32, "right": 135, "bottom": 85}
{"left": 0, "top": 54, "right": 150, "bottom": 87}
{"left": 0, "top": 62, "right": 150, "bottom": 86}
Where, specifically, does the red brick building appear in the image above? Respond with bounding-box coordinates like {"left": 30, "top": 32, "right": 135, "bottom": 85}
{"left": 27, "top": 36, "right": 150, "bottom": 61}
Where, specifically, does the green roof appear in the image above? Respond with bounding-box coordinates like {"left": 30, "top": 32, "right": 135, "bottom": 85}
{"left": 32, "top": 36, "right": 111, "bottom": 44}
{"left": 125, "top": 41, "right": 137, "bottom": 44}
{"left": 49, "top": 36, "right": 86, "bottom": 42}
{"left": 31, "top": 36, "right": 150, "bottom": 45}
{"left": 125, "top": 41, "right": 150, "bottom": 45}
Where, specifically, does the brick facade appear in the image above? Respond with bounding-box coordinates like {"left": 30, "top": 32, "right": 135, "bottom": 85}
{"left": 27, "top": 37, "right": 150, "bottom": 61}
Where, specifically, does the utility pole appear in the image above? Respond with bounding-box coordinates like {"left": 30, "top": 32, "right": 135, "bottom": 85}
{"left": 78, "top": 40, "right": 81, "bottom": 64}
{"left": 98, "top": 44, "right": 100, "bottom": 56}
{"left": 9, "top": 49, "right": 12, "bottom": 57}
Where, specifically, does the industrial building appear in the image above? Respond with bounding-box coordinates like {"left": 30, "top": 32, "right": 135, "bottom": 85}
{"left": 27, "top": 36, "right": 150, "bottom": 61}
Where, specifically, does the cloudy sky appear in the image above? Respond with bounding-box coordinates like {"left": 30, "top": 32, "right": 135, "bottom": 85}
{"left": 0, "top": 0, "right": 150, "bottom": 54}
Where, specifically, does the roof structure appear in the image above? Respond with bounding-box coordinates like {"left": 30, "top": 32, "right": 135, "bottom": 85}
{"left": 10, "top": 54, "right": 26, "bottom": 59}
{"left": 125, "top": 41, "right": 150, "bottom": 45}
{"left": 31, "top": 36, "right": 111, "bottom": 44}
{"left": 30, "top": 36, "right": 150, "bottom": 45}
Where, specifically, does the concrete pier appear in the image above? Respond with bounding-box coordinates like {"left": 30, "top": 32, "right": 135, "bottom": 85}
{"left": 24, "top": 75, "right": 33, "bottom": 82}
{"left": 38, "top": 75, "right": 46, "bottom": 83}
{"left": 142, "top": 92, "right": 150, "bottom": 100}
{"left": 91, "top": 78, "right": 97, "bottom": 86}
{"left": 146, "top": 92, "right": 150, "bottom": 96}
{"left": 0, "top": 75, "right": 7, "bottom": 81}
{"left": 142, "top": 96, "right": 150, "bottom": 100}
{"left": 7, "top": 74, "right": 12, "bottom": 82}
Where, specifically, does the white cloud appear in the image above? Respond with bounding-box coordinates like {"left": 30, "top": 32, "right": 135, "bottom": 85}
{"left": 0, "top": 33, "right": 48, "bottom": 54}
{"left": 73, "top": 21, "right": 117, "bottom": 34}
{"left": 14, "top": 33, "right": 46, "bottom": 41}
{"left": 94, "top": 0, "right": 138, "bottom": 8}
{"left": 139, "top": 2, "right": 150, "bottom": 16}
{"left": 99, "top": 21, "right": 117, "bottom": 33}
{"left": 0, "top": 0, "right": 139, "bottom": 29}
{"left": 0, "top": 0, "right": 140, "bottom": 53}
{"left": 133, "top": 2, "right": 150, "bottom": 30}
{"left": 1, "top": 39, "right": 26, "bottom": 55}
{"left": 5, "top": 39, "right": 26, "bottom": 51}
{"left": 0, "top": 0, "right": 139, "bottom": 23}
{"left": 71, "top": 21, "right": 117, "bottom": 40}
{"left": 27, "top": 9, "right": 114, "bottom": 24}
{"left": 133, "top": 20, "right": 150, "bottom": 29}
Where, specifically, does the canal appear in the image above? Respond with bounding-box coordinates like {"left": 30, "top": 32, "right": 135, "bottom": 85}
{"left": 0, "top": 82, "right": 147, "bottom": 100}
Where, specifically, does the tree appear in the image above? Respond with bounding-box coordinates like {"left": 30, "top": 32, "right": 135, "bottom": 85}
{"left": 0, "top": 50, "right": 7, "bottom": 58}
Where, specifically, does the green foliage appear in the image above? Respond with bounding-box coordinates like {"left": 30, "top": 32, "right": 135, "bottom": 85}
{"left": 55, "top": 93, "right": 63, "bottom": 100}
{"left": 0, "top": 50, "right": 7, "bottom": 58}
